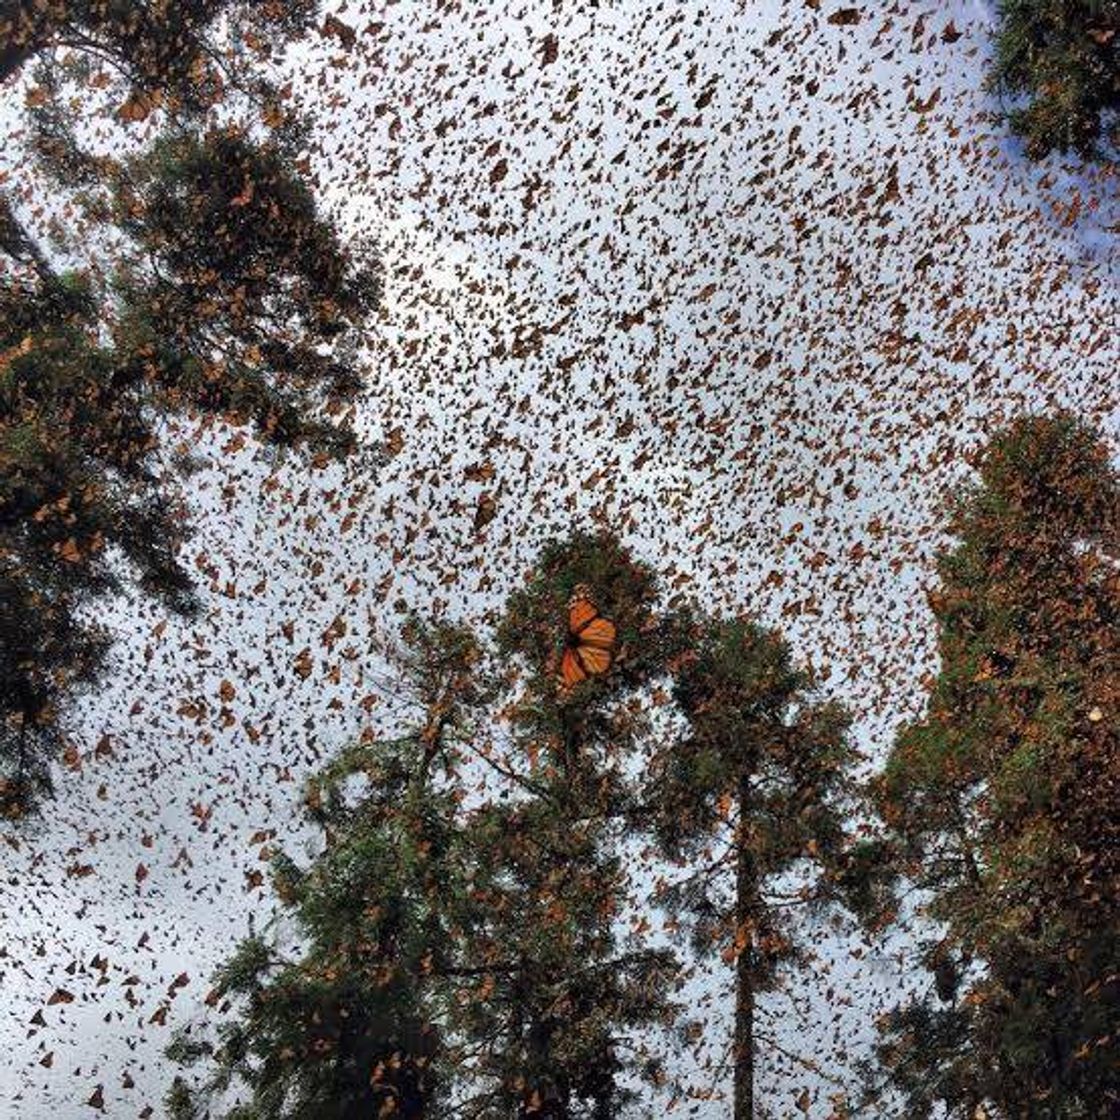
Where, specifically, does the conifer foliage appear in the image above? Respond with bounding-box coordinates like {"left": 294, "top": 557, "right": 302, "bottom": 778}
{"left": 648, "top": 617, "right": 871, "bottom": 1119}
{"left": 0, "top": 2, "right": 319, "bottom": 93}
{"left": 989, "top": 0, "right": 1120, "bottom": 159}
{"left": 0, "top": 1, "right": 377, "bottom": 815}
{"left": 475, "top": 532, "right": 685, "bottom": 1118}
{"left": 167, "top": 618, "right": 481, "bottom": 1120}
{"left": 168, "top": 532, "right": 868, "bottom": 1117}
{"left": 873, "top": 415, "right": 1120, "bottom": 1117}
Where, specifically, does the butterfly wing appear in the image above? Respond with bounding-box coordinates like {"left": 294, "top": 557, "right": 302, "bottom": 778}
{"left": 578, "top": 617, "right": 616, "bottom": 649}
{"left": 560, "top": 589, "right": 616, "bottom": 688}
{"left": 560, "top": 648, "right": 588, "bottom": 688}
{"left": 575, "top": 643, "right": 613, "bottom": 676}
{"left": 568, "top": 595, "right": 599, "bottom": 635}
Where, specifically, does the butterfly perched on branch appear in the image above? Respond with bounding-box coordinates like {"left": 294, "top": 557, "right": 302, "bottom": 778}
{"left": 558, "top": 585, "right": 617, "bottom": 691}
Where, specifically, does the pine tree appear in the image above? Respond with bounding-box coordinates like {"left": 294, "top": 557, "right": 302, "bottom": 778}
{"left": 0, "top": 2, "right": 377, "bottom": 815}
{"left": 648, "top": 617, "right": 872, "bottom": 1119}
{"left": 872, "top": 414, "right": 1120, "bottom": 1118}
{"left": 989, "top": 0, "right": 1120, "bottom": 160}
{"left": 170, "top": 533, "right": 686, "bottom": 1118}
{"left": 455, "top": 531, "right": 684, "bottom": 1117}
{"left": 167, "top": 619, "right": 485, "bottom": 1119}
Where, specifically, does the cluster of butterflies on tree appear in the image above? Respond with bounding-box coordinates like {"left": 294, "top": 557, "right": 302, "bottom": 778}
{"left": 0, "top": 1, "right": 1118, "bottom": 1118}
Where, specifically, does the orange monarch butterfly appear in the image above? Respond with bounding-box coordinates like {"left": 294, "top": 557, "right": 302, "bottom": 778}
{"left": 558, "top": 585, "right": 617, "bottom": 690}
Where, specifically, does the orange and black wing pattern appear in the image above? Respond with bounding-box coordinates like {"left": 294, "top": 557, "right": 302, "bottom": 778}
{"left": 558, "top": 585, "right": 617, "bottom": 690}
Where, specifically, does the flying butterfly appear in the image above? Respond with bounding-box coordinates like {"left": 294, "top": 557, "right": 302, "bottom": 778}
{"left": 558, "top": 584, "right": 617, "bottom": 690}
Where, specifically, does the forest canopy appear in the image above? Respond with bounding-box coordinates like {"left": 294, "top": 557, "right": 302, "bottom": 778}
{"left": 0, "top": 0, "right": 377, "bottom": 816}
{"left": 167, "top": 421, "right": 1119, "bottom": 1117}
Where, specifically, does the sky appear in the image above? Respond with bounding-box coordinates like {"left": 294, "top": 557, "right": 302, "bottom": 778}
{"left": 1, "top": 1, "right": 1119, "bottom": 1117}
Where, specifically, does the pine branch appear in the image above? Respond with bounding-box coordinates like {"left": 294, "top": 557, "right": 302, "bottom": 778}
{"left": 0, "top": 193, "right": 58, "bottom": 285}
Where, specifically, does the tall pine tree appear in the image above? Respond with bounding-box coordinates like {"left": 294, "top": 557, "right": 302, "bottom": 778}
{"left": 463, "top": 531, "right": 684, "bottom": 1117}
{"left": 167, "top": 618, "right": 484, "bottom": 1119}
{"left": 872, "top": 414, "right": 1119, "bottom": 1118}
{"left": 170, "top": 533, "right": 686, "bottom": 1118}
{"left": 648, "top": 617, "right": 869, "bottom": 1118}
{"left": 0, "top": 1, "right": 377, "bottom": 815}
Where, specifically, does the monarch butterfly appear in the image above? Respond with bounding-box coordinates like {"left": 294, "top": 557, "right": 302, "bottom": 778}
{"left": 558, "top": 585, "right": 617, "bottom": 690}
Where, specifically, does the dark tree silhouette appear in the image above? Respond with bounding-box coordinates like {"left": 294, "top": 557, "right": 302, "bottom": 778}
{"left": 873, "top": 414, "right": 1120, "bottom": 1118}
{"left": 0, "top": 1, "right": 378, "bottom": 816}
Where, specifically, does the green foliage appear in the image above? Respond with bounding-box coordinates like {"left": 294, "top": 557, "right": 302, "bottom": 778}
{"left": 0, "top": 2, "right": 318, "bottom": 100}
{"left": 0, "top": 1, "right": 378, "bottom": 818}
{"left": 0, "top": 275, "right": 191, "bottom": 813}
{"left": 874, "top": 413, "right": 1120, "bottom": 1117}
{"left": 172, "top": 538, "right": 684, "bottom": 1119}
{"left": 165, "top": 617, "right": 452, "bottom": 1115}
{"left": 989, "top": 0, "right": 1120, "bottom": 160}
{"left": 453, "top": 797, "right": 676, "bottom": 1119}
{"left": 497, "top": 529, "right": 690, "bottom": 703}
{"left": 648, "top": 615, "right": 864, "bottom": 970}
{"left": 212, "top": 937, "right": 275, "bottom": 999}
{"left": 110, "top": 127, "right": 378, "bottom": 454}
{"left": 460, "top": 534, "right": 683, "bottom": 1116}
{"left": 654, "top": 617, "right": 856, "bottom": 874}
{"left": 646, "top": 615, "right": 867, "bottom": 1117}
{"left": 171, "top": 725, "right": 461, "bottom": 1118}
{"left": 166, "top": 1075, "right": 198, "bottom": 1120}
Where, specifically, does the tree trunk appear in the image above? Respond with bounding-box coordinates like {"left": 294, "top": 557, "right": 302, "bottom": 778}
{"left": 520, "top": 1012, "right": 568, "bottom": 1120}
{"left": 733, "top": 772, "right": 756, "bottom": 1120}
